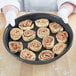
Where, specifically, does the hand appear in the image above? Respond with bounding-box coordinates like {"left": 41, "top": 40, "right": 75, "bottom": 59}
{"left": 58, "top": 3, "right": 74, "bottom": 24}
{"left": 4, "top": 11, "right": 17, "bottom": 28}
{"left": 58, "top": 8, "right": 69, "bottom": 23}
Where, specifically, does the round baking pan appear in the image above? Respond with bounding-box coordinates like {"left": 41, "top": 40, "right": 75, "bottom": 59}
{"left": 3, "top": 13, "right": 73, "bottom": 64}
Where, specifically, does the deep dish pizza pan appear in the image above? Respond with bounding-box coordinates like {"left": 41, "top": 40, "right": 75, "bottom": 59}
{"left": 3, "top": 13, "right": 73, "bottom": 64}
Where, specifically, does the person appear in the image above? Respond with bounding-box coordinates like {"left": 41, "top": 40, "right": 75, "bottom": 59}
{"left": 0, "top": 0, "right": 76, "bottom": 27}
{"left": 0, "top": 0, "right": 75, "bottom": 75}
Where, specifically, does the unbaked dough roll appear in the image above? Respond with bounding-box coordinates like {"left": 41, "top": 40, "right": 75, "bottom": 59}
{"left": 28, "top": 40, "right": 42, "bottom": 52}
{"left": 38, "top": 50, "right": 54, "bottom": 61}
{"left": 56, "top": 31, "right": 68, "bottom": 43}
{"left": 37, "top": 28, "right": 50, "bottom": 38}
{"left": 42, "top": 36, "right": 54, "bottom": 49}
{"left": 9, "top": 41, "right": 23, "bottom": 53}
{"left": 35, "top": 18, "right": 49, "bottom": 27}
{"left": 20, "top": 48, "right": 36, "bottom": 61}
{"left": 10, "top": 28, "right": 23, "bottom": 40}
{"left": 19, "top": 19, "right": 34, "bottom": 30}
{"left": 53, "top": 43, "right": 67, "bottom": 55}
{"left": 22, "top": 30, "right": 36, "bottom": 41}
{"left": 49, "top": 22, "right": 63, "bottom": 33}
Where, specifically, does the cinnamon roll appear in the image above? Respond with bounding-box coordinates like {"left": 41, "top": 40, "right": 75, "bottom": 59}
{"left": 38, "top": 50, "right": 54, "bottom": 61}
{"left": 42, "top": 36, "right": 54, "bottom": 49}
{"left": 10, "top": 28, "right": 23, "bottom": 40}
{"left": 19, "top": 19, "right": 34, "bottom": 30}
{"left": 9, "top": 41, "right": 23, "bottom": 53}
{"left": 37, "top": 28, "right": 50, "bottom": 38}
{"left": 20, "top": 49, "right": 36, "bottom": 61}
{"left": 28, "top": 40, "right": 42, "bottom": 52}
{"left": 56, "top": 31, "right": 68, "bottom": 43}
{"left": 22, "top": 30, "right": 36, "bottom": 41}
{"left": 53, "top": 43, "right": 67, "bottom": 55}
{"left": 49, "top": 22, "right": 63, "bottom": 33}
{"left": 35, "top": 18, "right": 49, "bottom": 27}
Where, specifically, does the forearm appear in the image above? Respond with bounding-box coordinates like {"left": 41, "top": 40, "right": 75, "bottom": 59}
{"left": 0, "top": 0, "right": 20, "bottom": 14}
{"left": 57, "top": 0, "right": 76, "bottom": 10}
{"left": 2, "top": 5, "right": 19, "bottom": 14}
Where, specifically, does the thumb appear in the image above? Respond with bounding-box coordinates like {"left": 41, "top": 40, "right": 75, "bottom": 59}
{"left": 5, "top": 19, "right": 15, "bottom": 28}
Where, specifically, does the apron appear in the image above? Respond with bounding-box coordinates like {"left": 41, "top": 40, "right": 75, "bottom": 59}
{"left": 19, "top": 0, "right": 58, "bottom": 11}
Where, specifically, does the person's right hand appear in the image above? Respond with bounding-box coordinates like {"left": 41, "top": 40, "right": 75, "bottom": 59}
{"left": 2, "top": 5, "right": 19, "bottom": 28}
{"left": 5, "top": 11, "right": 17, "bottom": 28}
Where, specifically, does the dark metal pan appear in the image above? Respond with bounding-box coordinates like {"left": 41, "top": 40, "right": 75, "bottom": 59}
{"left": 3, "top": 13, "right": 73, "bottom": 64}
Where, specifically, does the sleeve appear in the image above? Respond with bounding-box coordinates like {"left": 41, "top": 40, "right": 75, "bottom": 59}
{"left": 57, "top": 0, "right": 76, "bottom": 9}
{"left": 0, "top": 0, "right": 20, "bottom": 11}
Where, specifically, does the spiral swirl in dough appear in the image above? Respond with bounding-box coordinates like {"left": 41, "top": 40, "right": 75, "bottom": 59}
{"left": 19, "top": 19, "right": 34, "bottom": 30}
{"left": 49, "top": 22, "right": 63, "bottom": 33}
{"left": 20, "top": 49, "right": 36, "bottom": 61}
{"left": 56, "top": 31, "right": 68, "bottom": 43}
{"left": 42, "top": 36, "right": 54, "bottom": 49}
{"left": 53, "top": 43, "right": 67, "bottom": 54}
{"left": 22, "top": 30, "right": 36, "bottom": 41}
{"left": 9, "top": 41, "right": 23, "bottom": 53}
{"left": 10, "top": 28, "right": 23, "bottom": 40}
{"left": 38, "top": 50, "right": 54, "bottom": 61}
{"left": 37, "top": 28, "right": 50, "bottom": 38}
{"left": 35, "top": 18, "right": 49, "bottom": 27}
{"left": 28, "top": 40, "right": 42, "bottom": 52}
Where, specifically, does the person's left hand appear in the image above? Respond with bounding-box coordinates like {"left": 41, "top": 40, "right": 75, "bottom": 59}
{"left": 58, "top": 8, "right": 69, "bottom": 23}
{"left": 58, "top": 3, "right": 74, "bottom": 24}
